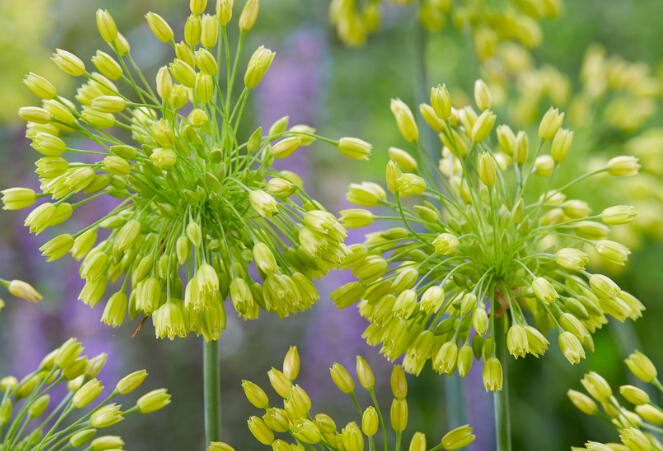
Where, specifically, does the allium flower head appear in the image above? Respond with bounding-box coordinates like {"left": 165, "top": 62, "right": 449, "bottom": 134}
{"left": 481, "top": 44, "right": 663, "bottom": 255}
{"left": 570, "top": 350, "right": 663, "bottom": 450}
{"left": 212, "top": 346, "right": 476, "bottom": 450}
{"left": 329, "top": 0, "right": 561, "bottom": 58}
{"left": 0, "top": 338, "right": 169, "bottom": 448}
{"left": 335, "top": 80, "right": 644, "bottom": 387}
{"left": 5, "top": 2, "right": 369, "bottom": 340}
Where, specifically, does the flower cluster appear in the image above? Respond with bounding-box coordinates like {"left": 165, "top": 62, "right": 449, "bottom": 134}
{"left": 329, "top": 0, "right": 562, "bottom": 58}
{"left": 482, "top": 44, "right": 663, "bottom": 252}
{"left": 0, "top": 277, "right": 42, "bottom": 311}
{"left": 4, "top": 1, "right": 371, "bottom": 340}
{"left": 211, "top": 346, "right": 475, "bottom": 450}
{"left": 568, "top": 350, "right": 663, "bottom": 450}
{"left": 0, "top": 338, "right": 170, "bottom": 450}
{"left": 332, "top": 80, "right": 645, "bottom": 390}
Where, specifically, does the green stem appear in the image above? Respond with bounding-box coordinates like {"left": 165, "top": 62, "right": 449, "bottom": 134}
{"left": 494, "top": 315, "right": 512, "bottom": 451}
{"left": 203, "top": 339, "right": 222, "bottom": 444}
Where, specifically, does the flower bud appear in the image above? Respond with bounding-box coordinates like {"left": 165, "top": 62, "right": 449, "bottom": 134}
{"left": 383, "top": 160, "right": 402, "bottom": 194}
{"left": 208, "top": 442, "right": 236, "bottom": 451}
{"left": 361, "top": 406, "right": 378, "bottom": 436}
{"left": 559, "top": 331, "right": 585, "bottom": 365}
{"left": 534, "top": 155, "right": 554, "bottom": 176}
{"left": 242, "top": 380, "right": 269, "bottom": 408}
{"left": 555, "top": 248, "right": 588, "bottom": 272}
{"left": 551, "top": 128, "right": 573, "bottom": 162}
{"left": 625, "top": 351, "right": 657, "bottom": 383}
{"left": 441, "top": 424, "right": 476, "bottom": 450}
{"left": 137, "top": 388, "right": 171, "bottom": 413}
{"left": 341, "top": 421, "right": 364, "bottom": 450}
{"left": 507, "top": 325, "right": 528, "bottom": 359}
{"left": 263, "top": 408, "right": 289, "bottom": 433}
{"left": 431, "top": 84, "right": 451, "bottom": 119}
{"left": 195, "top": 74, "right": 214, "bottom": 104}
{"left": 169, "top": 59, "right": 196, "bottom": 87}
{"left": 390, "top": 398, "right": 408, "bottom": 432}
{"left": 567, "top": 389, "right": 597, "bottom": 415}
{"left": 532, "top": 277, "right": 557, "bottom": 304}
{"left": 478, "top": 152, "right": 496, "bottom": 186}
{"left": 433, "top": 341, "right": 458, "bottom": 374}
{"left": 636, "top": 404, "right": 663, "bottom": 425}
{"left": 23, "top": 73, "right": 56, "bottom": 99}
{"left": 419, "top": 103, "right": 444, "bottom": 132}
{"left": 116, "top": 369, "right": 148, "bottom": 394}
{"left": 217, "top": 0, "right": 233, "bottom": 24}
{"left": 340, "top": 209, "right": 374, "bottom": 228}
{"left": 248, "top": 416, "right": 274, "bottom": 445}
{"left": 388, "top": 147, "right": 417, "bottom": 172}
{"left": 471, "top": 110, "right": 496, "bottom": 142}
{"left": 267, "top": 368, "right": 292, "bottom": 398}
{"left": 27, "top": 394, "right": 50, "bottom": 418}
{"left": 96, "top": 9, "right": 118, "bottom": 42}
{"left": 150, "top": 148, "right": 177, "bottom": 169}
{"left": 595, "top": 240, "right": 630, "bottom": 266}
{"left": 275, "top": 348, "right": 299, "bottom": 384}
{"left": 271, "top": 136, "right": 301, "bottom": 159}
{"left": 19, "top": 106, "right": 51, "bottom": 123}
{"left": 184, "top": 15, "right": 201, "bottom": 46}
{"left": 198, "top": 15, "right": 217, "bottom": 48}
{"left": 472, "top": 79, "right": 491, "bottom": 110}
{"left": 114, "top": 32, "right": 131, "bottom": 55}
{"left": 1, "top": 188, "right": 36, "bottom": 210}
{"left": 396, "top": 173, "right": 426, "bottom": 197}
{"left": 52, "top": 49, "right": 86, "bottom": 76}
{"left": 249, "top": 190, "right": 278, "bottom": 217}
{"left": 1, "top": 376, "right": 17, "bottom": 394}
{"left": 74, "top": 379, "right": 104, "bottom": 408}
{"left": 620, "top": 428, "right": 650, "bottom": 450}
{"left": 338, "top": 137, "right": 372, "bottom": 160}
{"left": 513, "top": 131, "right": 529, "bottom": 164}
{"left": 346, "top": 182, "right": 386, "bottom": 206}
{"left": 601, "top": 205, "right": 636, "bottom": 225}
{"left": 433, "top": 233, "right": 459, "bottom": 255}
{"left": 90, "top": 404, "right": 124, "bottom": 428}
{"left": 391, "top": 364, "right": 407, "bottom": 399}
{"left": 391, "top": 99, "right": 419, "bottom": 143}
{"left": 91, "top": 436, "right": 125, "bottom": 450}
{"left": 239, "top": 0, "right": 259, "bottom": 30}
{"left": 607, "top": 156, "right": 640, "bottom": 176}
{"left": 619, "top": 385, "right": 649, "bottom": 405}
{"left": 496, "top": 125, "right": 516, "bottom": 155}
{"left": 190, "top": 0, "right": 207, "bottom": 15}
{"left": 589, "top": 274, "right": 620, "bottom": 299}
{"left": 145, "top": 12, "right": 174, "bottom": 42}
{"left": 483, "top": 357, "right": 502, "bottom": 391}
{"left": 538, "top": 107, "right": 564, "bottom": 140}
{"left": 8, "top": 279, "right": 42, "bottom": 302}
{"left": 330, "top": 363, "right": 354, "bottom": 394}
{"left": 69, "top": 429, "right": 97, "bottom": 447}
{"left": 291, "top": 418, "right": 321, "bottom": 444}
{"left": 355, "top": 356, "right": 374, "bottom": 390}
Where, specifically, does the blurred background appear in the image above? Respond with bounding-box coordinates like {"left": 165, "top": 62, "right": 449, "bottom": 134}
{"left": 0, "top": 0, "right": 662, "bottom": 449}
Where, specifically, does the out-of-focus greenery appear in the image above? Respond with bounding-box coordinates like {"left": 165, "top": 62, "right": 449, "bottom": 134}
{"left": 0, "top": 0, "right": 661, "bottom": 450}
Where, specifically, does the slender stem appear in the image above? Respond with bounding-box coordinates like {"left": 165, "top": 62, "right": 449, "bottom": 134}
{"left": 203, "top": 339, "right": 222, "bottom": 444}
{"left": 494, "top": 315, "right": 512, "bottom": 451}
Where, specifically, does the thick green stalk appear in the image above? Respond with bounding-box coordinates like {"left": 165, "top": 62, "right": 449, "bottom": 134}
{"left": 203, "top": 339, "right": 222, "bottom": 444}
{"left": 494, "top": 315, "right": 512, "bottom": 451}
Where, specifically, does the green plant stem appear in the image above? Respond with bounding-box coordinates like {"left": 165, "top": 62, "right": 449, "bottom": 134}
{"left": 494, "top": 315, "right": 512, "bottom": 451}
{"left": 203, "top": 339, "right": 222, "bottom": 444}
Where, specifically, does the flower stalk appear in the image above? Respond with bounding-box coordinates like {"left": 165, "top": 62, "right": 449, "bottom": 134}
{"left": 203, "top": 339, "right": 222, "bottom": 444}
{"left": 494, "top": 314, "right": 512, "bottom": 451}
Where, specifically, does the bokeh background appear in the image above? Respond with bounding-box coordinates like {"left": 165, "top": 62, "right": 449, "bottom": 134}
{"left": 0, "top": 0, "right": 662, "bottom": 449}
